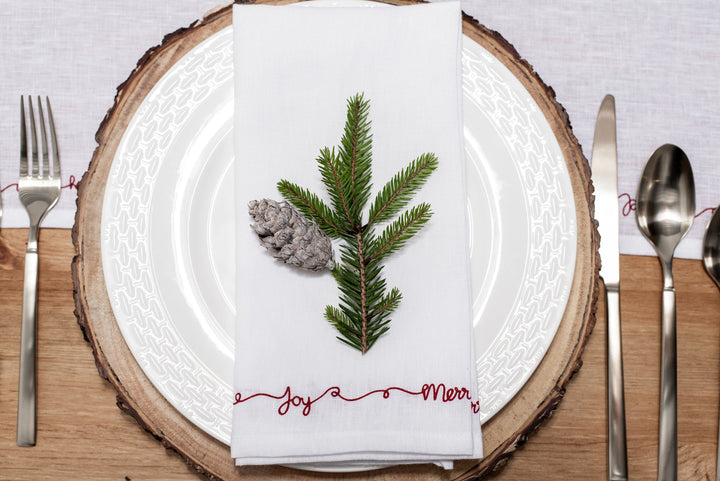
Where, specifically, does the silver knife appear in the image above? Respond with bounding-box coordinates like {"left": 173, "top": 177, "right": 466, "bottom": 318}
{"left": 592, "top": 94, "right": 628, "bottom": 481}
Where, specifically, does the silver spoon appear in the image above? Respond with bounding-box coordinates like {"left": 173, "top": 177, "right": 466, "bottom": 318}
{"left": 636, "top": 144, "right": 695, "bottom": 481}
{"left": 702, "top": 205, "right": 720, "bottom": 481}
{"left": 703, "top": 205, "right": 720, "bottom": 288}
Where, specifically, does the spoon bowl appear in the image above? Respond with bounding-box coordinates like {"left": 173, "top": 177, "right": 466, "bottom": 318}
{"left": 635, "top": 143, "right": 695, "bottom": 481}
{"left": 703, "top": 205, "right": 720, "bottom": 289}
{"left": 636, "top": 144, "right": 696, "bottom": 264}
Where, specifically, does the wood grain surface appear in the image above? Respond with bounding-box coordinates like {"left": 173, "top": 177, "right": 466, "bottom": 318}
{"left": 1, "top": 229, "right": 718, "bottom": 479}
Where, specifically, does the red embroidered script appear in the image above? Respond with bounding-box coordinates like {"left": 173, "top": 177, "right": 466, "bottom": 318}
{"left": 234, "top": 383, "right": 481, "bottom": 416}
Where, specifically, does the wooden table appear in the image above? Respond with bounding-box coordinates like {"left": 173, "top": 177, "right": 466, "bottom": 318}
{"left": 1, "top": 228, "right": 718, "bottom": 479}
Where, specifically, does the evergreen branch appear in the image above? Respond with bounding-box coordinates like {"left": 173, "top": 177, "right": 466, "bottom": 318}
{"left": 365, "top": 325, "right": 391, "bottom": 351}
{"left": 277, "top": 180, "right": 344, "bottom": 238}
{"left": 369, "top": 203, "right": 433, "bottom": 263}
{"left": 317, "top": 147, "right": 354, "bottom": 229}
{"left": 339, "top": 93, "right": 373, "bottom": 223}
{"left": 326, "top": 306, "right": 365, "bottom": 351}
{"left": 272, "top": 93, "right": 438, "bottom": 354}
{"left": 369, "top": 287, "right": 402, "bottom": 319}
{"left": 367, "top": 153, "right": 438, "bottom": 226}
{"left": 332, "top": 233, "right": 389, "bottom": 353}
{"left": 354, "top": 232, "right": 370, "bottom": 353}
{"left": 325, "top": 306, "right": 359, "bottom": 335}
{"left": 364, "top": 308, "right": 392, "bottom": 350}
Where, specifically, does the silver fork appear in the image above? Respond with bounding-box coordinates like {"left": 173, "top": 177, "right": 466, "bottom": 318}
{"left": 17, "top": 96, "right": 61, "bottom": 447}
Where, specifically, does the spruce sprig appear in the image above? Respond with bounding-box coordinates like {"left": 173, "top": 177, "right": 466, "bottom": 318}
{"left": 277, "top": 93, "right": 438, "bottom": 354}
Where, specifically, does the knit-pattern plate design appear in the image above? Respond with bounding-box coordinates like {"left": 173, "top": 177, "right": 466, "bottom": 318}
{"left": 101, "top": 24, "right": 576, "bottom": 445}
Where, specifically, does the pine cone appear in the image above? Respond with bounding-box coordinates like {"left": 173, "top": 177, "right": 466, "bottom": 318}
{"left": 249, "top": 199, "right": 334, "bottom": 271}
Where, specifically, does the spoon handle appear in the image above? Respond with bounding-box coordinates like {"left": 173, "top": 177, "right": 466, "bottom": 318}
{"left": 658, "top": 287, "right": 678, "bottom": 481}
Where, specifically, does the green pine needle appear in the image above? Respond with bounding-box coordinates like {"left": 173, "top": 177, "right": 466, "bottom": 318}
{"left": 367, "top": 153, "right": 438, "bottom": 225}
{"left": 277, "top": 179, "right": 344, "bottom": 239}
{"left": 278, "top": 93, "right": 437, "bottom": 354}
{"left": 317, "top": 147, "right": 354, "bottom": 230}
{"left": 369, "top": 203, "right": 433, "bottom": 263}
{"left": 339, "top": 93, "right": 373, "bottom": 223}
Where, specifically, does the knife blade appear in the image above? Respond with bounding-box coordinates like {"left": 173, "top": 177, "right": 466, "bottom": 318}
{"left": 591, "top": 94, "right": 628, "bottom": 481}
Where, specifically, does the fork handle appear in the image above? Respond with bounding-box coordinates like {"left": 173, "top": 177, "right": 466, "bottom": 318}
{"left": 17, "top": 243, "right": 38, "bottom": 447}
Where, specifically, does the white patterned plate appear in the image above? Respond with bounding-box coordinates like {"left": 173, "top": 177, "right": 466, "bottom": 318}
{"left": 101, "top": 14, "right": 577, "bottom": 446}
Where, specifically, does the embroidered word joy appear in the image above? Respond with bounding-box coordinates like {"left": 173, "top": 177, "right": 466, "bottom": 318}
{"left": 234, "top": 383, "right": 481, "bottom": 416}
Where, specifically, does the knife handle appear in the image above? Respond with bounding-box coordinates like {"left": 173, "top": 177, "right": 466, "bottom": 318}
{"left": 606, "top": 286, "right": 628, "bottom": 481}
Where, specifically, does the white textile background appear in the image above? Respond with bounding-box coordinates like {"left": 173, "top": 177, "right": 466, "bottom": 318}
{"left": 1, "top": 0, "right": 719, "bottom": 259}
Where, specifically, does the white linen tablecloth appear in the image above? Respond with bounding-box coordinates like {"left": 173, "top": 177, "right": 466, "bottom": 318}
{"left": 1, "top": 0, "right": 718, "bottom": 258}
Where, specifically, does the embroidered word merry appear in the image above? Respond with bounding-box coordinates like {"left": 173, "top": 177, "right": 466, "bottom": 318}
{"left": 233, "top": 383, "right": 480, "bottom": 416}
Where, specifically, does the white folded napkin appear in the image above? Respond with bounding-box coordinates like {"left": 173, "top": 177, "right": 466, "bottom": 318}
{"left": 232, "top": 1, "right": 481, "bottom": 467}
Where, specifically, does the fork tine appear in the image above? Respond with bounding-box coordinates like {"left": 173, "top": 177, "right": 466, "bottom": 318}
{"left": 28, "top": 97, "right": 39, "bottom": 177}
{"left": 20, "top": 96, "right": 28, "bottom": 178}
{"left": 46, "top": 97, "right": 61, "bottom": 179}
{"left": 37, "top": 96, "right": 49, "bottom": 178}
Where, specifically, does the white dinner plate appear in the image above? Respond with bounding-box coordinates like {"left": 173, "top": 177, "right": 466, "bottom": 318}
{"left": 101, "top": 10, "right": 577, "bottom": 446}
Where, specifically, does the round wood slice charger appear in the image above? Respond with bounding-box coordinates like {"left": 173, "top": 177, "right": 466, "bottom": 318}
{"left": 72, "top": 1, "right": 599, "bottom": 479}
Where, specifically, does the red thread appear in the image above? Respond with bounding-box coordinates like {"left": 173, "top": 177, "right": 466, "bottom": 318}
{"left": 62, "top": 174, "right": 78, "bottom": 190}
{"left": 618, "top": 193, "right": 636, "bottom": 217}
{"left": 696, "top": 207, "right": 715, "bottom": 219}
{"left": 618, "top": 193, "right": 716, "bottom": 220}
{"left": 1, "top": 174, "right": 78, "bottom": 193}
{"left": 234, "top": 383, "right": 479, "bottom": 416}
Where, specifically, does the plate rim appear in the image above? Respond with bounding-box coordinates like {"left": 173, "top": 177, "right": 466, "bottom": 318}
{"left": 100, "top": 16, "right": 577, "bottom": 445}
